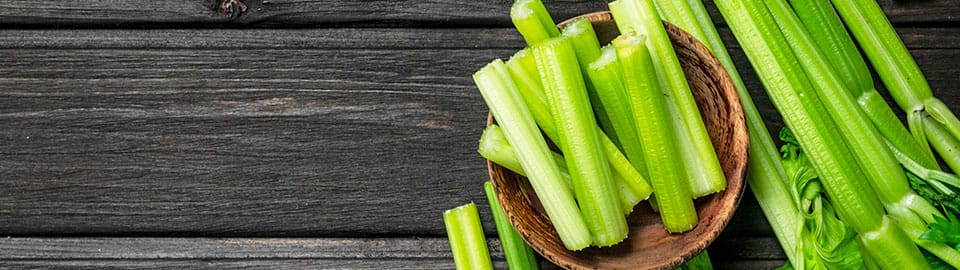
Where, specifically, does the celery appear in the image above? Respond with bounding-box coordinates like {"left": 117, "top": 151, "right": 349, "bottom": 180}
{"left": 654, "top": 0, "right": 802, "bottom": 264}
{"left": 610, "top": 0, "right": 727, "bottom": 198}
{"left": 763, "top": 0, "right": 960, "bottom": 265}
{"left": 712, "top": 0, "right": 929, "bottom": 268}
{"left": 484, "top": 182, "right": 540, "bottom": 270}
{"left": 474, "top": 59, "right": 592, "bottom": 250}
{"left": 613, "top": 33, "right": 698, "bottom": 233}
{"left": 533, "top": 37, "right": 628, "bottom": 246}
{"left": 586, "top": 45, "right": 648, "bottom": 176}
{"left": 788, "top": 0, "right": 943, "bottom": 189}
{"left": 678, "top": 250, "right": 714, "bottom": 270}
{"left": 511, "top": 0, "right": 559, "bottom": 45}
{"left": 506, "top": 50, "right": 653, "bottom": 207}
{"left": 477, "top": 124, "right": 644, "bottom": 214}
{"left": 562, "top": 17, "right": 621, "bottom": 149}
{"left": 443, "top": 203, "right": 494, "bottom": 270}
{"left": 830, "top": 0, "right": 960, "bottom": 175}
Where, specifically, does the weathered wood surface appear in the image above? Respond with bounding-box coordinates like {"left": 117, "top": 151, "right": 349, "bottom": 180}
{"left": 0, "top": 237, "right": 781, "bottom": 269}
{"left": 0, "top": 0, "right": 956, "bottom": 26}
{"left": 1, "top": 0, "right": 957, "bottom": 268}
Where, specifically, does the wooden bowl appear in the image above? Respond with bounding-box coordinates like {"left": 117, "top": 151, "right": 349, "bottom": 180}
{"left": 486, "top": 11, "right": 749, "bottom": 269}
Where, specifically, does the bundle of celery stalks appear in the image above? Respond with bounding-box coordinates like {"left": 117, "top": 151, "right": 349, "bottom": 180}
{"left": 445, "top": 0, "right": 960, "bottom": 269}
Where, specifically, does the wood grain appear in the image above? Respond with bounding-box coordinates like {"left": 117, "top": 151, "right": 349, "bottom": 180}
{"left": 0, "top": 0, "right": 956, "bottom": 27}
{"left": 0, "top": 237, "right": 781, "bottom": 269}
{"left": 0, "top": 37, "right": 958, "bottom": 236}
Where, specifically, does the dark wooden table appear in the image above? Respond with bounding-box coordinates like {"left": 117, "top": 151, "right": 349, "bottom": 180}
{"left": 0, "top": 0, "right": 957, "bottom": 269}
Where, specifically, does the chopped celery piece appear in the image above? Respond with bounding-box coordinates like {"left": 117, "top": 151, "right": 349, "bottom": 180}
{"left": 506, "top": 50, "right": 653, "bottom": 208}
{"left": 712, "top": 0, "right": 929, "bottom": 268}
{"left": 562, "top": 17, "right": 621, "bottom": 148}
{"left": 613, "top": 33, "right": 698, "bottom": 233}
{"left": 474, "top": 59, "right": 592, "bottom": 250}
{"left": 533, "top": 37, "right": 628, "bottom": 246}
{"left": 484, "top": 182, "right": 540, "bottom": 270}
{"left": 678, "top": 250, "right": 714, "bottom": 270}
{"left": 443, "top": 203, "right": 494, "bottom": 270}
{"left": 610, "top": 0, "right": 726, "bottom": 197}
{"left": 586, "top": 45, "right": 648, "bottom": 177}
{"left": 511, "top": 0, "right": 559, "bottom": 45}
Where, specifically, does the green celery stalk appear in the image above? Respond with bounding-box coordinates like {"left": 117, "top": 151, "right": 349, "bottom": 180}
{"left": 925, "top": 117, "right": 960, "bottom": 183}
{"left": 562, "top": 17, "right": 621, "bottom": 149}
{"left": 613, "top": 33, "right": 698, "bottom": 233}
{"left": 533, "top": 37, "right": 628, "bottom": 246}
{"left": 652, "top": 0, "right": 709, "bottom": 43}
{"left": 586, "top": 45, "right": 648, "bottom": 176}
{"left": 477, "top": 124, "right": 644, "bottom": 214}
{"left": 712, "top": 0, "right": 929, "bottom": 268}
{"left": 511, "top": 0, "right": 559, "bottom": 45}
{"left": 763, "top": 0, "right": 960, "bottom": 265}
{"left": 484, "top": 182, "right": 540, "bottom": 270}
{"left": 830, "top": 0, "right": 960, "bottom": 175}
{"left": 506, "top": 50, "right": 653, "bottom": 208}
{"left": 788, "top": 0, "right": 941, "bottom": 183}
{"left": 474, "top": 59, "right": 592, "bottom": 250}
{"left": 443, "top": 203, "right": 494, "bottom": 270}
{"left": 610, "top": 0, "right": 727, "bottom": 198}
{"left": 656, "top": 0, "right": 802, "bottom": 264}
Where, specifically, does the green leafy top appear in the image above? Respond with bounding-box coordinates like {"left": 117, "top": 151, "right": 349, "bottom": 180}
{"left": 779, "top": 128, "right": 866, "bottom": 270}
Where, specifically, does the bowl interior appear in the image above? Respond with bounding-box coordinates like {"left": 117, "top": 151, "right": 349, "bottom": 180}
{"left": 486, "top": 11, "right": 749, "bottom": 270}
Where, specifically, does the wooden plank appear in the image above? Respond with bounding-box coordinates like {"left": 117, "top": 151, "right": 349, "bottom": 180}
{"left": 1, "top": 27, "right": 958, "bottom": 50}
{"left": 0, "top": 47, "right": 957, "bottom": 235}
{"left": 0, "top": 0, "right": 956, "bottom": 26}
{"left": 0, "top": 237, "right": 781, "bottom": 268}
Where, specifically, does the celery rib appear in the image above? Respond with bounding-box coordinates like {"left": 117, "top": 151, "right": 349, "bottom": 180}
{"left": 474, "top": 59, "right": 592, "bottom": 250}
{"left": 712, "top": 0, "right": 928, "bottom": 268}
{"left": 484, "top": 182, "right": 540, "bottom": 270}
{"left": 610, "top": 0, "right": 726, "bottom": 198}
{"left": 614, "top": 33, "right": 698, "bottom": 233}
{"left": 510, "top": 0, "right": 559, "bottom": 45}
{"left": 443, "top": 203, "right": 494, "bottom": 270}
{"left": 534, "top": 37, "right": 628, "bottom": 246}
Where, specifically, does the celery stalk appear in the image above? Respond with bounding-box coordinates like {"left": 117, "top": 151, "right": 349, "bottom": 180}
{"left": 763, "top": 0, "right": 960, "bottom": 265}
{"left": 484, "top": 182, "right": 540, "bottom": 270}
{"left": 478, "top": 124, "right": 644, "bottom": 214}
{"left": 830, "top": 0, "right": 960, "bottom": 180}
{"left": 586, "top": 45, "right": 648, "bottom": 176}
{"left": 474, "top": 59, "right": 592, "bottom": 250}
{"left": 562, "top": 17, "right": 621, "bottom": 148}
{"left": 533, "top": 37, "right": 628, "bottom": 246}
{"left": 443, "top": 203, "right": 494, "bottom": 270}
{"left": 788, "top": 0, "right": 941, "bottom": 180}
{"left": 511, "top": 0, "right": 559, "bottom": 45}
{"left": 712, "top": 0, "right": 929, "bottom": 268}
{"left": 506, "top": 50, "right": 653, "bottom": 206}
{"left": 613, "top": 33, "right": 698, "bottom": 233}
{"left": 610, "top": 0, "right": 727, "bottom": 197}
{"left": 656, "top": 0, "right": 802, "bottom": 264}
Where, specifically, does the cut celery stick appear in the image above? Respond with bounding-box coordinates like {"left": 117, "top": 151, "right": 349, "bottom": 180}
{"left": 534, "top": 37, "right": 628, "bottom": 246}
{"left": 562, "top": 17, "right": 621, "bottom": 148}
{"left": 587, "top": 45, "right": 648, "bottom": 177}
{"left": 484, "top": 182, "right": 540, "bottom": 270}
{"left": 474, "top": 59, "right": 592, "bottom": 250}
{"left": 613, "top": 33, "right": 698, "bottom": 233}
{"left": 610, "top": 0, "right": 727, "bottom": 197}
{"left": 506, "top": 51, "right": 653, "bottom": 205}
{"left": 511, "top": 0, "right": 559, "bottom": 45}
{"left": 443, "top": 203, "right": 494, "bottom": 270}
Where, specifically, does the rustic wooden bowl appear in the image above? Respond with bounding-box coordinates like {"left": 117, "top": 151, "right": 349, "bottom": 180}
{"left": 486, "top": 11, "right": 749, "bottom": 270}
